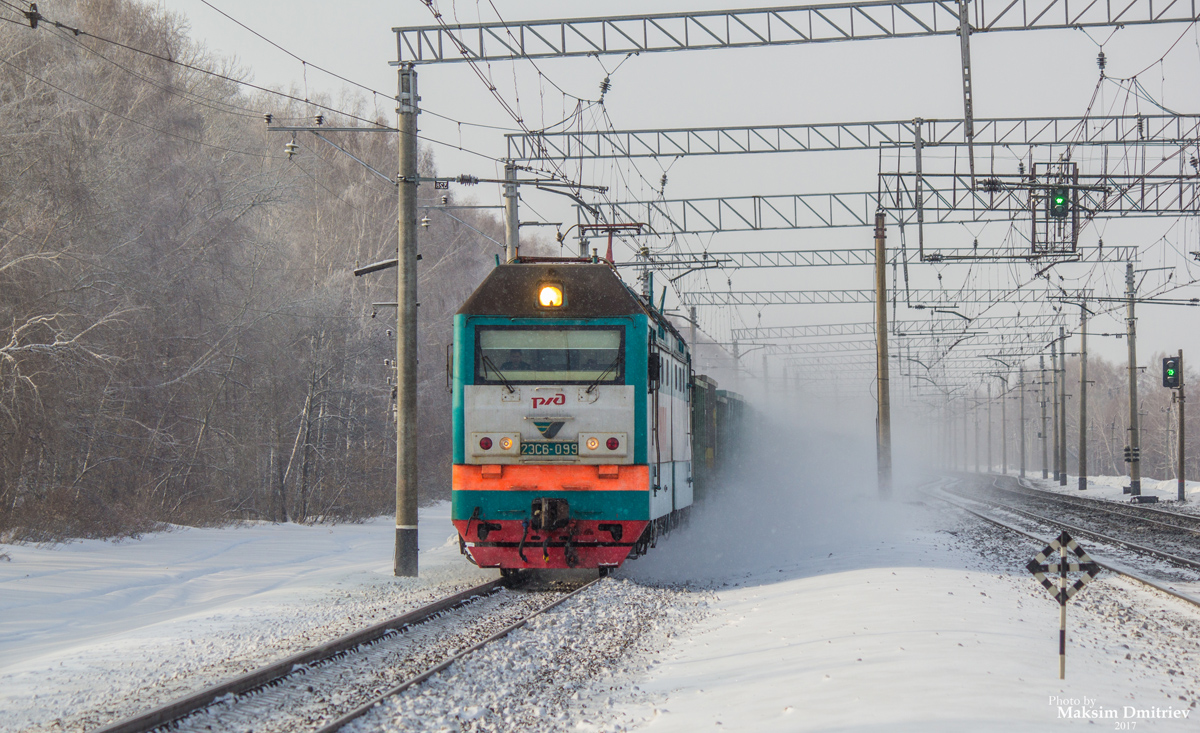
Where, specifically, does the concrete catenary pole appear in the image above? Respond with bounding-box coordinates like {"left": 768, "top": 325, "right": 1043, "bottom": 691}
{"left": 874, "top": 211, "right": 892, "bottom": 497}
{"left": 944, "top": 398, "right": 950, "bottom": 470}
{"left": 1059, "top": 326, "right": 1068, "bottom": 486}
{"left": 1000, "top": 376, "right": 1008, "bottom": 474}
{"left": 394, "top": 64, "right": 420, "bottom": 577}
{"left": 1178, "top": 349, "right": 1186, "bottom": 502}
{"left": 974, "top": 392, "right": 980, "bottom": 473}
{"left": 1127, "top": 263, "right": 1142, "bottom": 496}
{"left": 1051, "top": 339, "right": 1062, "bottom": 483}
{"left": 987, "top": 382, "right": 993, "bottom": 472}
{"left": 962, "top": 403, "right": 969, "bottom": 472}
{"left": 1019, "top": 365, "right": 1027, "bottom": 478}
{"left": 1041, "top": 355, "right": 1049, "bottom": 479}
{"left": 503, "top": 162, "right": 519, "bottom": 262}
{"left": 1078, "top": 306, "right": 1088, "bottom": 490}
{"left": 689, "top": 306, "right": 697, "bottom": 355}
{"left": 946, "top": 397, "right": 952, "bottom": 471}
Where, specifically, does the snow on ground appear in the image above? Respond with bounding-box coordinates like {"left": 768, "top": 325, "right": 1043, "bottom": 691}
{"left": 1027, "top": 473, "right": 1200, "bottom": 510}
{"left": 0, "top": 503, "right": 493, "bottom": 733}
{"left": 595, "top": 477, "right": 1200, "bottom": 732}
{"left": 4, "top": 462, "right": 1200, "bottom": 732}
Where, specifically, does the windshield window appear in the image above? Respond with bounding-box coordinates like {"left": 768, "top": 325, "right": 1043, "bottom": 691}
{"left": 476, "top": 327, "right": 624, "bottom": 385}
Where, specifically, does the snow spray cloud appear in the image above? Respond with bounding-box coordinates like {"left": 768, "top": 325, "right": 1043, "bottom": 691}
{"left": 626, "top": 389, "right": 918, "bottom": 585}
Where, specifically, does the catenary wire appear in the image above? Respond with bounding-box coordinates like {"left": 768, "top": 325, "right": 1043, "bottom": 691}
{"left": 196, "top": 0, "right": 393, "bottom": 102}
{"left": 0, "top": 56, "right": 282, "bottom": 159}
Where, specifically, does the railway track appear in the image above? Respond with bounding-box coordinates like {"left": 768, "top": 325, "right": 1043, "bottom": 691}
{"left": 926, "top": 479, "right": 1200, "bottom": 610}
{"left": 91, "top": 575, "right": 599, "bottom": 733}
{"left": 947, "top": 475, "right": 1200, "bottom": 568}
{"left": 1005, "top": 478, "right": 1200, "bottom": 534}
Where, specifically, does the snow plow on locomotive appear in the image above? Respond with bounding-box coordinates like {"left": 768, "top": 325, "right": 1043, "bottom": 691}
{"left": 450, "top": 257, "right": 744, "bottom": 572}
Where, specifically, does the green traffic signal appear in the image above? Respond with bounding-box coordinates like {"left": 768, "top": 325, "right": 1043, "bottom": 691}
{"left": 1163, "top": 357, "right": 1181, "bottom": 388}
{"left": 1049, "top": 187, "right": 1070, "bottom": 219}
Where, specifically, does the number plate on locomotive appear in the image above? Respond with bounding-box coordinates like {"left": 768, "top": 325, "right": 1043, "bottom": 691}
{"left": 520, "top": 441, "right": 579, "bottom": 456}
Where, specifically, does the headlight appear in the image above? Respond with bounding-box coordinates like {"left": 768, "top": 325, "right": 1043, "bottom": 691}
{"left": 538, "top": 284, "right": 563, "bottom": 307}
{"left": 586, "top": 437, "right": 600, "bottom": 450}
{"left": 499, "top": 436, "right": 513, "bottom": 450}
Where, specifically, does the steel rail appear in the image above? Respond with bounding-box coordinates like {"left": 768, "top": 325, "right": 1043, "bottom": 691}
{"left": 947, "top": 478, "right": 1200, "bottom": 571}
{"left": 1014, "top": 477, "right": 1200, "bottom": 528}
{"left": 89, "top": 578, "right": 509, "bottom": 733}
{"left": 313, "top": 577, "right": 602, "bottom": 732}
{"left": 926, "top": 483, "right": 1200, "bottom": 609}
{"left": 1003, "top": 479, "right": 1200, "bottom": 536}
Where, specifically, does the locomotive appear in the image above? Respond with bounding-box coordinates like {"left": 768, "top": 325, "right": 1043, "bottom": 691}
{"left": 450, "top": 256, "right": 744, "bottom": 573}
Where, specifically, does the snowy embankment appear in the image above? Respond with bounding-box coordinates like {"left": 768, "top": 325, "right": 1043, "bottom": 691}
{"left": 0, "top": 503, "right": 494, "bottom": 732}
{"left": 4, "top": 473, "right": 1200, "bottom": 732}
{"left": 1027, "top": 472, "right": 1200, "bottom": 511}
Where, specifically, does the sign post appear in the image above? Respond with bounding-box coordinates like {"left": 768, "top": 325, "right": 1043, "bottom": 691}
{"left": 1026, "top": 531, "right": 1100, "bottom": 679}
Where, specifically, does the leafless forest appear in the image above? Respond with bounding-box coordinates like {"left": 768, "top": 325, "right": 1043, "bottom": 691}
{"left": 939, "top": 354, "right": 1198, "bottom": 483}
{"left": 1, "top": 2, "right": 1194, "bottom": 543}
{"left": 1056, "top": 354, "right": 1197, "bottom": 481}
{"left": 0, "top": 0, "right": 515, "bottom": 540}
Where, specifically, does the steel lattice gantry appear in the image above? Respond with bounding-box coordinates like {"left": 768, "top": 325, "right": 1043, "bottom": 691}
{"left": 730, "top": 313, "right": 1069, "bottom": 339}
{"left": 624, "top": 245, "right": 1137, "bottom": 269}
{"left": 783, "top": 349, "right": 1047, "bottom": 368}
{"left": 595, "top": 174, "right": 1200, "bottom": 236}
{"left": 881, "top": 172, "right": 1200, "bottom": 224}
{"left": 680, "top": 287, "right": 1090, "bottom": 306}
{"left": 394, "top": 0, "right": 1200, "bottom": 63}
{"left": 507, "top": 114, "right": 1200, "bottom": 160}
{"left": 738, "top": 329, "right": 1056, "bottom": 355}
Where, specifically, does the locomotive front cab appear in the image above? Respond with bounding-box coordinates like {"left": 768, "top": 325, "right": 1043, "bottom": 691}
{"left": 451, "top": 261, "right": 657, "bottom": 570}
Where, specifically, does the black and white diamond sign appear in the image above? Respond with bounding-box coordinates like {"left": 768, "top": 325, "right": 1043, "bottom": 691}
{"left": 1025, "top": 531, "right": 1101, "bottom": 605}
{"left": 1025, "top": 530, "right": 1102, "bottom": 680}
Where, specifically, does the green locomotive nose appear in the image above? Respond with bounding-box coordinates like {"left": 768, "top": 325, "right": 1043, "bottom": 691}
{"left": 447, "top": 259, "right": 745, "bottom": 572}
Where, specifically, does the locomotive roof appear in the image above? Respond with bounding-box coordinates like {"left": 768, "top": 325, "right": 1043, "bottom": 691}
{"left": 458, "top": 262, "right": 649, "bottom": 318}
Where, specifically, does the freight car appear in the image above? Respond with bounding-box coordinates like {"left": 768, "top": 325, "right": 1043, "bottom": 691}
{"left": 450, "top": 256, "right": 744, "bottom": 573}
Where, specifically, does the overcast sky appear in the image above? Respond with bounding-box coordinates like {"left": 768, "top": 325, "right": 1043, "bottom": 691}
{"left": 155, "top": 0, "right": 1200, "bottom": 389}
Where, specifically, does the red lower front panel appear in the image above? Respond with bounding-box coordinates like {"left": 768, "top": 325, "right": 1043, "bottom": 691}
{"left": 453, "top": 519, "right": 648, "bottom": 569}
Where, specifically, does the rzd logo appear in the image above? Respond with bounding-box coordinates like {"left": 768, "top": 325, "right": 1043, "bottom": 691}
{"left": 532, "top": 420, "right": 566, "bottom": 439}
{"left": 531, "top": 393, "right": 566, "bottom": 409}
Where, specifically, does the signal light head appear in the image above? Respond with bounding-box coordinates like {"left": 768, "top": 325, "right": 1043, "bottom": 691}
{"left": 1164, "top": 357, "right": 1182, "bottom": 388}
{"left": 1049, "top": 186, "right": 1070, "bottom": 219}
